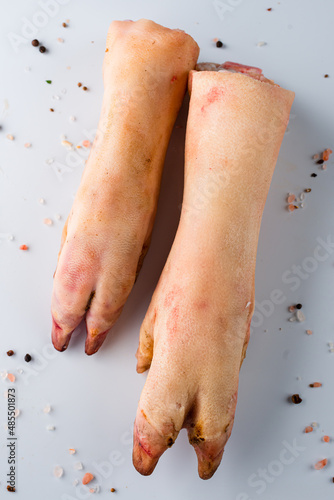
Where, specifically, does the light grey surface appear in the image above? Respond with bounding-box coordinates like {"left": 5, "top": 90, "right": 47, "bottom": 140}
{"left": 0, "top": 0, "right": 334, "bottom": 498}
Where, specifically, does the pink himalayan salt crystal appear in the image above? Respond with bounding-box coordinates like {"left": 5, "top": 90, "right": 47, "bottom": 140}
{"left": 44, "top": 218, "right": 53, "bottom": 226}
{"left": 53, "top": 465, "right": 64, "bottom": 478}
{"left": 82, "top": 140, "right": 91, "bottom": 148}
{"left": 304, "top": 426, "right": 313, "bottom": 433}
{"left": 288, "top": 204, "right": 296, "bottom": 212}
{"left": 314, "top": 458, "right": 327, "bottom": 470}
{"left": 287, "top": 194, "right": 296, "bottom": 203}
{"left": 323, "top": 436, "right": 330, "bottom": 443}
{"left": 69, "top": 448, "right": 76, "bottom": 455}
{"left": 7, "top": 373, "right": 15, "bottom": 383}
{"left": 82, "top": 472, "right": 94, "bottom": 485}
{"left": 306, "top": 330, "right": 313, "bottom": 335}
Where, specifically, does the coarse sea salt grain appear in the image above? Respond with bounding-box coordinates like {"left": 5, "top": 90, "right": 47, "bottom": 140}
{"left": 1, "top": 371, "right": 8, "bottom": 380}
{"left": 288, "top": 317, "right": 296, "bottom": 322}
{"left": 45, "top": 158, "right": 54, "bottom": 165}
{"left": 74, "top": 462, "right": 83, "bottom": 471}
{"left": 69, "top": 448, "right": 76, "bottom": 455}
{"left": 55, "top": 214, "right": 61, "bottom": 220}
{"left": 15, "top": 409, "right": 20, "bottom": 418}
{"left": 17, "top": 368, "right": 23, "bottom": 374}
{"left": 73, "top": 479, "right": 79, "bottom": 486}
{"left": 69, "top": 115, "right": 76, "bottom": 122}
{"left": 296, "top": 310, "right": 305, "bottom": 322}
{"left": 47, "top": 425, "right": 55, "bottom": 431}
{"left": 43, "top": 218, "right": 53, "bottom": 226}
{"left": 43, "top": 404, "right": 52, "bottom": 414}
{"left": 39, "top": 198, "right": 45, "bottom": 204}
{"left": 8, "top": 235, "right": 14, "bottom": 241}
{"left": 54, "top": 466, "right": 64, "bottom": 478}
{"left": 257, "top": 41, "right": 267, "bottom": 47}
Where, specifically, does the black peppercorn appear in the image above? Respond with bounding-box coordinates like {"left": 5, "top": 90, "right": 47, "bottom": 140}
{"left": 291, "top": 394, "right": 302, "bottom": 404}
{"left": 24, "top": 353, "right": 32, "bottom": 362}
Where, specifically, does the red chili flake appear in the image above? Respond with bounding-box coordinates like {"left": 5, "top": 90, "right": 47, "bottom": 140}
{"left": 288, "top": 305, "right": 295, "bottom": 312}
{"left": 314, "top": 458, "right": 327, "bottom": 470}
{"left": 267, "top": 7, "right": 272, "bottom": 11}
{"left": 19, "top": 244, "right": 28, "bottom": 250}
{"left": 304, "top": 426, "right": 313, "bottom": 433}
{"left": 323, "top": 435, "right": 330, "bottom": 443}
{"left": 309, "top": 382, "right": 322, "bottom": 388}
{"left": 305, "top": 188, "right": 312, "bottom": 193}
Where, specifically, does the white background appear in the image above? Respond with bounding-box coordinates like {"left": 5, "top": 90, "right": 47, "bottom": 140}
{"left": 1, "top": 0, "right": 334, "bottom": 499}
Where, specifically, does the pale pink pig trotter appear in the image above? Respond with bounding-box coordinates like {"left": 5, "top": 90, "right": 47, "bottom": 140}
{"left": 133, "top": 62, "right": 294, "bottom": 479}
{"left": 51, "top": 20, "right": 199, "bottom": 354}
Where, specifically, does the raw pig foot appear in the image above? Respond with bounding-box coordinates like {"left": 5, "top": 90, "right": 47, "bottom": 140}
{"left": 51, "top": 20, "right": 199, "bottom": 354}
{"left": 133, "top": 65, "right": 294, "bottom": 478}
